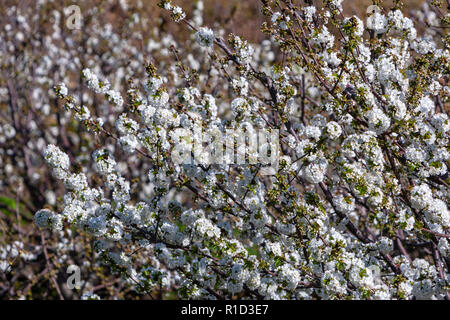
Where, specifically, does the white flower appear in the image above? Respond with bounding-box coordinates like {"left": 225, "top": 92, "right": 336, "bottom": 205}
{"left": 414, "top": 96, "right": 435, "bottom": 117}
{"left": 81, "top": 293, "right": 101, "bottom": 300}
{"left": 278, "top": 263, "right": 301, "bottom": 291}
{"left": 303, "top": 6, "right": 316, "bottom": 23}
{"left": 92, "top": 149, "right": 117, "bottom": 175}
{"left": 410, "top": 184, "right": 433, "bottom": 210}
{"left": 302, "top": 158, "right": 328, "bottom": 184}
{"left": 405, "top": 145, "right": 427, "bottom": 163}
{"left": 437, "top": 238, "right": 450, "bottom": 257}
{"left": 412, "top": 38, "right": 436, "bottom": 55}
{"left": 106, "top": 89, "right": 124, "bottom": 107}
{"left": 333, "top": 195, "right": 355, "bottom": 213}
{"left": 194, "top": 218, "right": 221, "bottom": 238}
{"left": 149, "top": 90, "right": 169, "bottom": 108}
{"left": 322, "top": 270, "right": 347, "bottom": 295}
{"left": 35, "top": 209, "right": 62, "bottom": 230}
{"left": 230, "top": 97, "right": 249, "bottom": 118}
{"left": 343, "top": 16, "right": 364, "bottom": 37}
{"left": 231, "top": 76, "right": 249, "bottom": 96}
{"left": 330, "top": 0, "right": 343, "bottom": 11}
{"left": 431, "top": 113, "right": 449, "bottom": 133}
{"left": 82, "top": 68, "right": 108, "bottom": 94}
{"left": 366, "top": 108, "right": 390, "bottom": 134}
{"left": 57, "top": 83, "right": 68, "bottom": 96}
{"left": 64, "top": 173, "right": 88, "bottom": 192}
{"left": 171, "top": 6, "right": 186, "bottom": 22}
{"left": 304, "top": 125, "right": 322, "bottom": 140}
{"left": 271, "top": 11, "right": 290, "bottom": 30}
{"left": 118, "top": 134, "right": 139, "bottom": 153}
{"left": 74, "top": 105, "right": 91, "bottom": 121}
{"left": 366, "top": 12, "right": 388, "bottom": 35}
{"left": 377, "top": 237, "right": 393, "bottom": 254}
{"left": 424, "top": 199, "right": 449, "bottom": 229}
{"left": 115, "top": 113, "right": 139, "bottom": 135}
{"left": 312, "top": 26, "right": 334, "bottom": 48}
{"left": 44, "top": 144, "right": 70, "bottom": 179}
{"left": 325, "top": 121, "right": 342, "bottom": 140}
{"left": 246, "top": 271, "right": 261, "bottom": 290}
{"left": 2, "top": 124, "right": 16, "bottom": 139}
{"left": 195, "top": 27, "right": 214, "bottom": 47}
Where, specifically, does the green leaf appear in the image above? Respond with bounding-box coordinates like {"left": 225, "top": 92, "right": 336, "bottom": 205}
{"left": 274, "top": 256, "right": 283, "bottom": 268}
{"left": 0, "top": 196, "right": 17, "bottom": 210}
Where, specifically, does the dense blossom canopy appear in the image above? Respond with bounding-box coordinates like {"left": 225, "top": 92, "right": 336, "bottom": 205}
{"left": 0, "top": 0, "right": 449, "bottom": 300}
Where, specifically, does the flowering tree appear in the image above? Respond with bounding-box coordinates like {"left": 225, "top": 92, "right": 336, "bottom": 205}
{"left": 1, "top": 0, "right": 449, "bottom": 300}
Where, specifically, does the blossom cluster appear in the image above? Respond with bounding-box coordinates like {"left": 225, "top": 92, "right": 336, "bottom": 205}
{"left": 34, "top": 0, "right": 450, "bottom": 300}
{"left": 0, "top": 0, "right": 448, "bottom": 300}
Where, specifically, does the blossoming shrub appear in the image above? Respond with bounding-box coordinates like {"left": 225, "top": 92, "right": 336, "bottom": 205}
{"left": 0, "top": 0, "right": 205, "bottom": 299}
{"left": 1, "top": 0, "right": 449, "bottom": 300}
